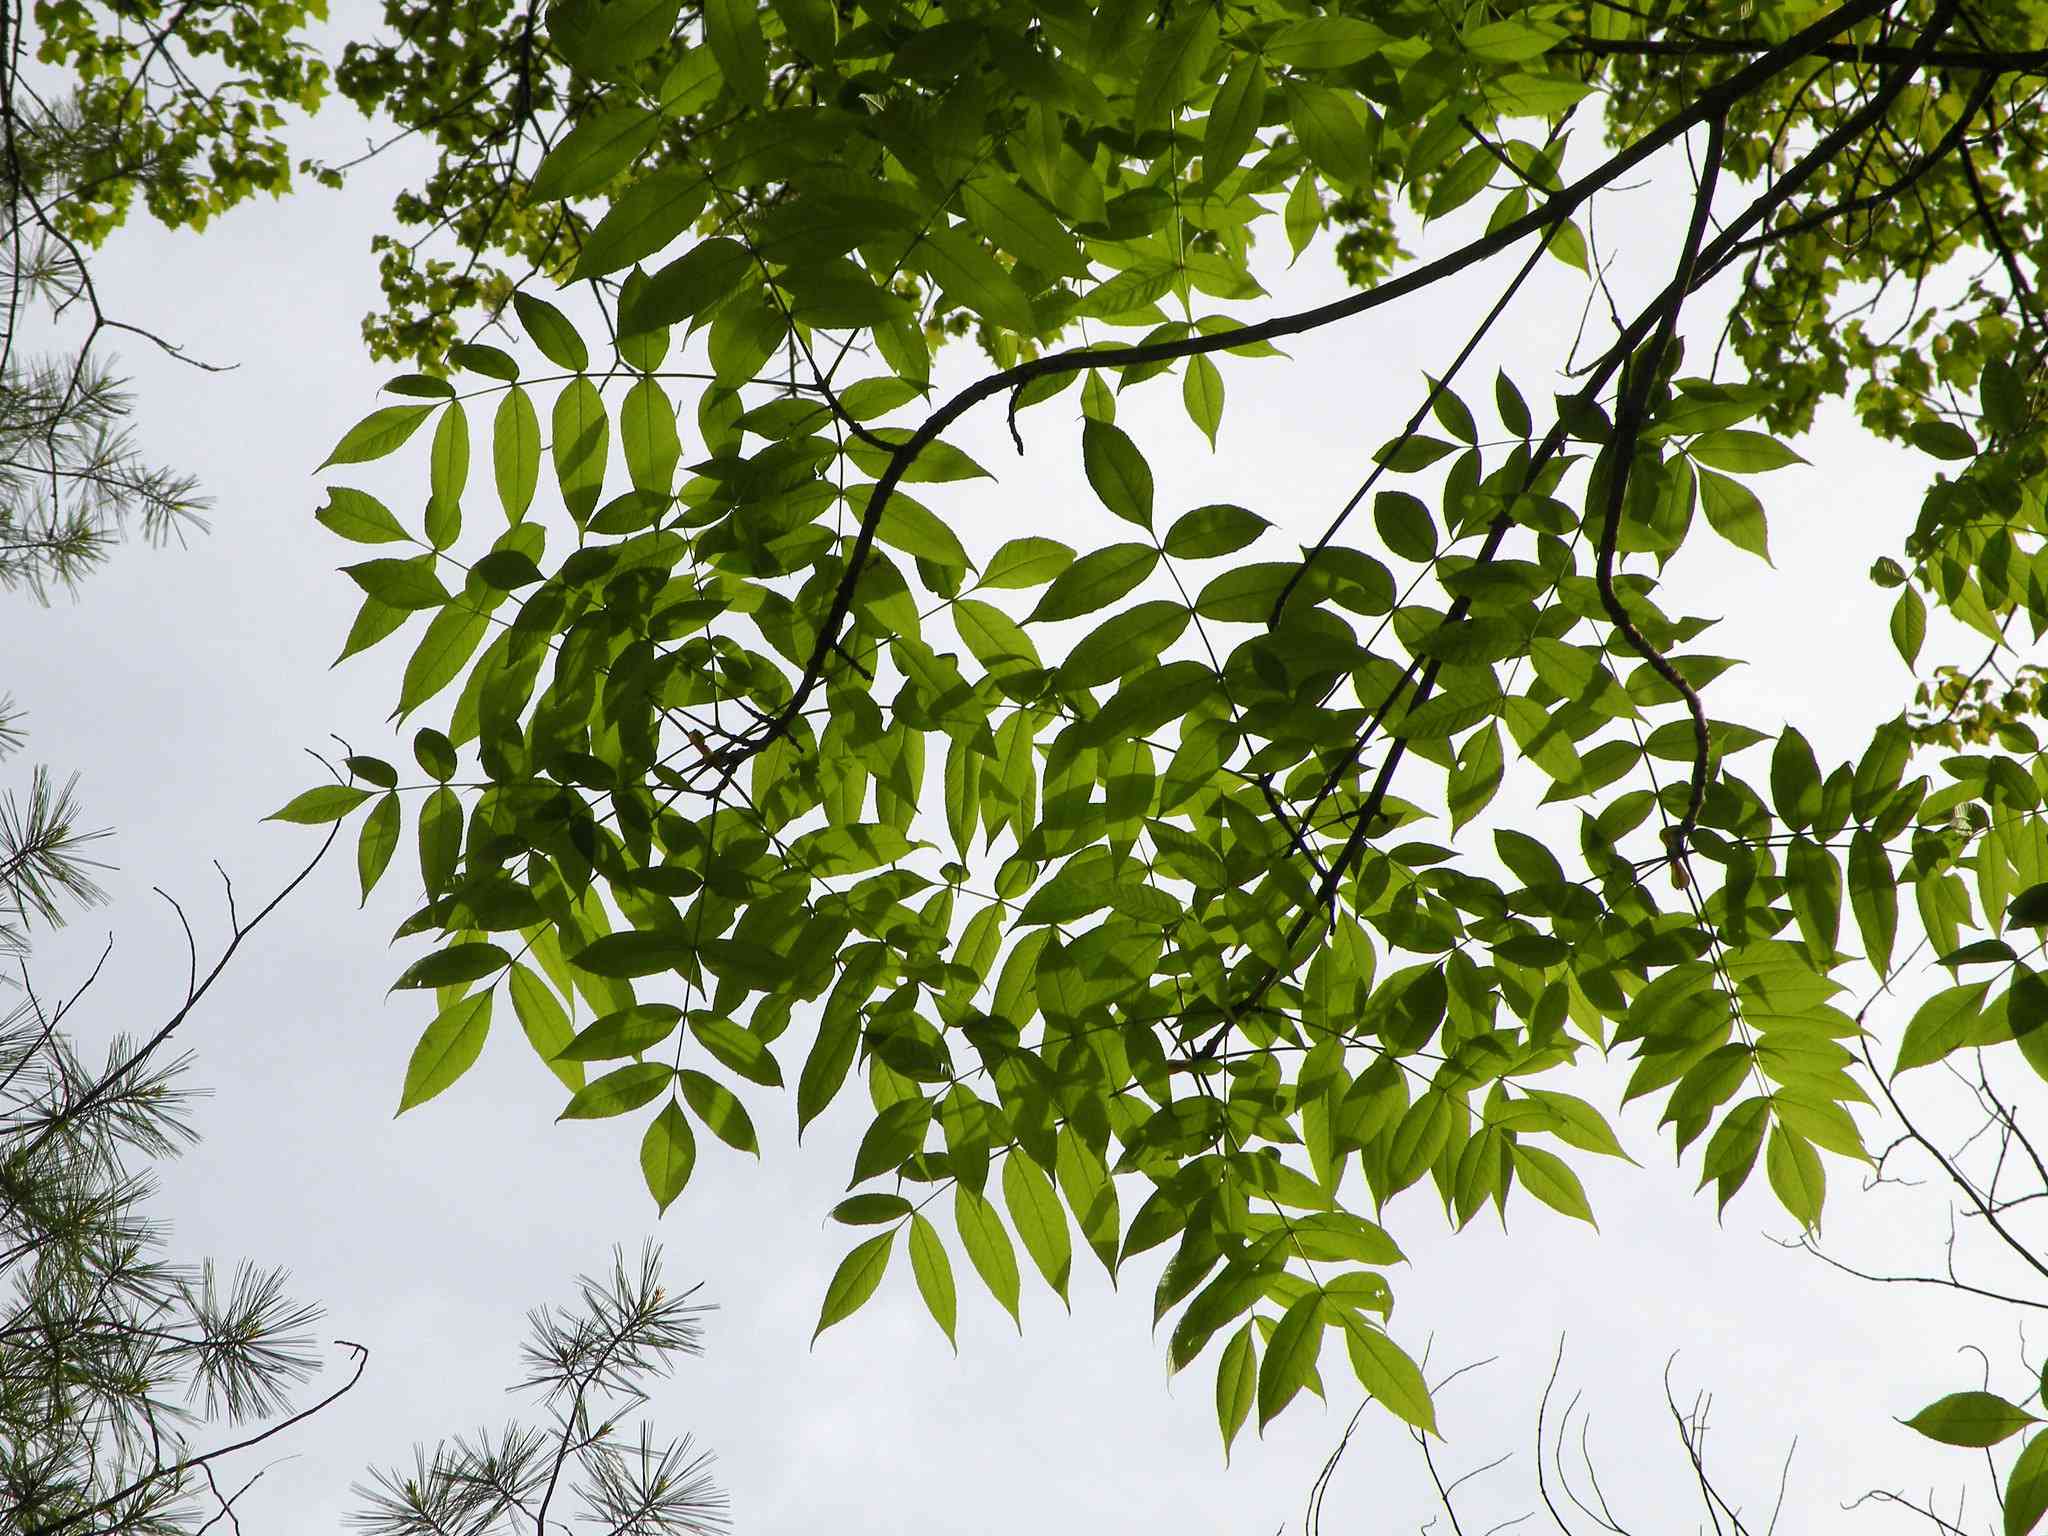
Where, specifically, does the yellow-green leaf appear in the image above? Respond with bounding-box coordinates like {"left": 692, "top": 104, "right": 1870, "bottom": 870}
{"left": 397, "top": 992, "right": 493, "bottom": 1113}
{"left": 908, "top": 1211, "right": 957, "bottom": 1348}
{"left": 813, "top": 1230, "right": 894, "bottom": 1341}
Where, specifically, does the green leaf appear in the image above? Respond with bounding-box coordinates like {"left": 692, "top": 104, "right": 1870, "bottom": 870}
{"left": 690, "top": 1013, "right": 782, "bottom": 1086}
{"left": 813, "top": 1231, "right": 894, "bottom": 1342}
{"left": 788, "top": 823, "right": 920, "bottom": 876}
{"left": 1903, "top": 1391, "right": 2039, "bottom": 1448}
{"left": 1891, "top": 587, "right": 1926, "bottom": 668}
{"left": 529, "top": 103, "right": 661, "bottom": 202}
{"left": 2007, "top": 1430, "right": 2048, "bottom": 1536}
{"left": 1895, "top": 982, "right": 1992, "bottom": 1073}
{"left": 1770, "top": 726, "right": 1822, "bottom": 832}
{"left": 1686, "top": 429, "right": 1805, "bottom": 473}
{"left": 1764, "top": 1124, "right": 1824, "bottom": 1229}
{"left": 1163, "top": 504, "right": 1267, "bottom": 559}
{"left": 1509, "top": 1142, "right": 1596, "bottom": 1226}
{"left": 1545, "top": 218, "right": 1589, "bottom": 272}
{"left": 448, "top": 342, "right": 520, "bottom": 381}
{"left": 475, "top": 550, "right": 545, "bottom": 590}
{"left": 620, "top": 376, "right": 681, "bottom": 493}
{"left": 1374, "top": 491, "right": 1436, "bottom": 562}
{"left": 1059, "top": 599, "right": 1190, "bottom": 689}
{"left": 1285, "top": 80, "right": 1375, "bottom": 187}
{"left": 398, "top": 601, "right": 489, "bottom": 718}
{"left": 396, "top": 991, "right": 493, "bottom": 1113}
{"left": 509, "top": 962, "right": 582, "bottom": 1091}
{"left": 417, "top": 786, "right": 462, "bottom": 894}
{"left": 494, "top": 387, "right": 541, "bottom": 523}
{"left": 909, "top": 1211, "right": 958, "bottom": 1348}
{"left": 1183, "top": 354, "right": 1225, "bottom": 448}
{"left": 1979, "top": 354, "right": 2027, "bottom": 435}
{"left": 357, "top": 792, "right": 400, "bottom": 903}
{"left": 558, "top": 1003, "right": 685, "bottom": 1060}
{"left": 832, "top": 1193, "right": 912, "bottom": 1225}
{"left": 1285, "top": 172, "right": 1323, "bottom": 260}
{"left": 345, "top": 556, "right": 448, "bottom": 611}
{"left": 384, "top": 372, "right": 455, "bottom": 399}
{"left": 704, "top": 0, "right": 768, "bottom": 100}
{"left": 1257, "top": 1291, "right": 1324, "bottom": 1430}
{"left": 573, "top": 931, "right": 694, "bottom": 978}
{"left": 1447, "top": 722, "right": 1503, "bottom": 832}
{"left": 963, "top": 175, "right": 1088, "bottom": 279}
{"left": 321, "top": 405, "right": 434, "bottom": 468}
{"left": 680, "top": 1068, "right": 759, "bottom": 1152}
{"left": 553, "top": 377, "right": 609, "bottom": 524}
{"left": 771, "top": 0, "right": 836, "bottom": 57}
{"left": 1786, "top": 836, "right": 1841, "bottom": 961}
{"left": 1698, "top": 1095, "right": 1770, "bottom": 1211}
{"left": 1216, "top": 1322, "right": 1257, "bottom": 1460}
{"left": 1339, "top": 1312, "right": 1436, "bottom": 1432}
{"left": 1027, "top": 542, "right": 1158, "bottom": 624}
{"left": 1463, "top": 16, "right": 1564, "bottom": 61}
{"left": 549, "top": 0, "right": 683, "bottom": 74}
{"left": 1849, "top": 827, "right": 1898, "bottom": 975}
{"left": 979, "top": 537, "right": 1074, "bottom": 589}
{"left": 1001, "top": 1151, "right": 1072, "bottom": 1303}
{"left": 846, "top": 429, "right": 991, "bottom": 484}
{"left": 1909, "top": 418, "right": 1978, "bottom": 460}
{"left": 392, "top": 942, "right": 510, "bottom": 991}
{"left": 513, "top": 292, "right": 589, "bottom": 372}
{"left": 916, "top": 226, "right": 1036, "bottom": 335}
{"left": 797, "top": 1001, "right": 860, "bottom": 1137}
{"left": 1134, "top": 6, "right": 1219, "bottom": 126}
{"left": 2009, "top": 882, "right": 2048, "bottom": 928}
{"left": 1202, "top": 57, "right": 1266, "bottom": 190}
{"left": 578, "top": 167, "right": 713, "bottom": 281}
{"left": 1267, "top": 15, "right": 1388, "bottom": 68}
{"left": 318, "top": 487, "right": 410, "bottom": 544}
{"left": 640, "top": 1098, "right": 697, "bottom": 1213}
{"left": 1082, "top": 420, "right": 1155, "bottom": 530}
{"left": 875, "top": 491, "right": 971, "bottom": 570}
{"left": 1696, "top": 468, "right": 1770, "bottom": 560}
{"left": 1496, "top": 371, "right": 1532, "bottom": 436}
{"left": 345, "top": 755, "right": 398, "bottom": 789}
{"left": 955, "top": 1183, "right": 1022, "bottom": 1327}
{"left": 405, "top": 728, "right": 466, "bottom": 806}
{"left": 560, "top": 1061, "right": 672, "bottom": 1120}
{"left": 1055, "top": 1126, "right": 1120, "bottom": 1278}
{"left": 624, "top": 237, "right": 752, "bottom": 332}
{"left": 266, "top": 784, "right": 372, "bottom": 824}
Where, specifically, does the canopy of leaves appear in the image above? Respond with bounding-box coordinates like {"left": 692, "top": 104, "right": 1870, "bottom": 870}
{"left": 283, "top": 0, "right": 2048, "bottom": 1464}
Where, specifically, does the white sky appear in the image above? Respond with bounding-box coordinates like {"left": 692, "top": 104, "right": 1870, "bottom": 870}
{"left": 8, "top": 23, "right": 2044, "bottom": 1536}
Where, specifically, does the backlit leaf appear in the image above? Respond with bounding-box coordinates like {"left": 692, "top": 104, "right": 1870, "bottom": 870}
{"left": 955, "top": 1184, "right": 1022, "bottom": 1327}
{"left": 909, "top": 1212, "right": 957, "bottom": 1348}
{"left": 640, "top": 1098, "right": 697, "bottom": 1213}
{"left": 1904, "top": 1391, "right": 2039, "bottom": 1448}
{"left": 813, "top": 1231, "right": 893, "bottom": 1341}
{"left": 396, "top": 991, "right": 493, "bottom": 1113}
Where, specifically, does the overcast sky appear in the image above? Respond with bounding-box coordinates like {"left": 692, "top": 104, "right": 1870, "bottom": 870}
{"left": 8, "top": 20, "right": 2041, "bottom": 1534}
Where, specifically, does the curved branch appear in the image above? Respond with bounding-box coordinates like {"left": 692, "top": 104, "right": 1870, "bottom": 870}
{"left": 733, "top": 0, "right": 1894, "bottom": 761}
{"left": 1594, "top": 114, "right": 1725, "bottom": 879}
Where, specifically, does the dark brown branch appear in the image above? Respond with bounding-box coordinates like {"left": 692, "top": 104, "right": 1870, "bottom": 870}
{"left": 732, "top": 0, "right": 1895, "bottom": 764}
{"left": 38, "top": 1341, "right": 369, "bottom": 1536}
{"left": 1957, "top": 132, "right": 2046, "bottom": 340}
{"left": 1594, "top": 115, "right": 1725, "bottom": 882}
{"left": 1240, "top": 0, "right": 1961, "bottom": 1020}
{"left": 18, "top": 818, "right": 344, "bottom": 1163}
{"left": 1567, "top": 33, "right": 2048, "bottom": 73}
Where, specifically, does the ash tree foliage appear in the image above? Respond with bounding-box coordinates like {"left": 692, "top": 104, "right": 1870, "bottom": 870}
{"left": 283, "top": 0, "right": 2048, "bottom": 1480}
